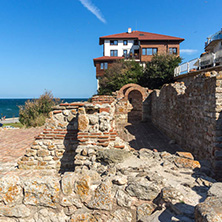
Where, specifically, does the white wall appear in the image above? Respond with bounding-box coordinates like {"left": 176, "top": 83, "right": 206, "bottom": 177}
{"left": 212, "top": 41, "right": 222, "bottom": 53}
{"left": 104, "top": 40, "right": 139, "bottom": 57}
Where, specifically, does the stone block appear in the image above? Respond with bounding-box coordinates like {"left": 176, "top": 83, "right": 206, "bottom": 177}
{"left": 137, "top": 202, "right": 157, "bottom": 221}
{"left": 0, "top": 174, "right": 23, "bottom": 207}
{"left": 23, "top": 176, "right": 60, "bottom": 208}
{"left": 176, "top": 152, "right": 194, "bottom": 160}
{"left": 174, "top": 157, "right": 201, "bottom": 169}
{"left": 195, "top": 196, "right": 222, "bottom": 222}
{"left": 126, "top": 180, "right": 161, "bottom": 201}
{"left": 37, "top": 150, "right": 50, "bottom": 157}
{"left": 78, "top": 114, "right": 89, "bottom": 132}
{"left": 87, "top": 179, "right": 113, "bottom": 210}
{"left": 0, "top": 205, "right": 31, "bottom": 218}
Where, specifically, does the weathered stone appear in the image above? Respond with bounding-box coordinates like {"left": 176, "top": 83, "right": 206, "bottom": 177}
{"left": 87, "top": 179, "right": 113, "bottom": 210}
{"left": 75, "top": 175, "right": 92, "bottom": 202}
{"left": 195, "top": 196, "right": 222, "bottom": 222}
{"left": 37, "top": 150, "right": 50, "bottom": 157}
{"left": 159, "top": 186, "right": 184, "bottom": 205}
{"left": 96, "top": 149, "right": 132, "bottom": 164}
{"left": 0, "top": 218, "right": 15, "bottom": 222}
{"left": 63, "top": 110, "right": 69, "bottom": 116}
{"left": 54, "top": 113, "right": 65, "bottom": 122}
{"left": 112, "top": 175, "right": 128, "bottom": 185}
{"left": 0, "top": 174, "right": 23, "bottom": 206}
{"left": 25, "top": 148, "right": 37, "bottom": 157}
{"left": 61, "top": 172, "right": 76, "bottom": 195}
{"left": 208, "top": 182, "right": 222, "bottom": 198}
{"left": 70, "top": 209, "right": 96, "bottom": 222}
{"left": 116, "top": 189, "right": 132, "bottom": 207}
{"left": 0, "top": 205, "right": 30, "bottom": 218}
{"left": 60, "top": 194, "right": 82, "bottom": 208}
{"left": 33, "top": 208, "right": 69, "bottom": 222}
{"left": 23, "top": 176, "right": 60, "bottom": 208}
{"left": 67, "top": 112, "right": 76, "bottom": 122}
{"left": 174, "top": 157, "right": 201, "bottom": 169}
{"left": 126, "top": 180, "right": 161, "bottom": 201}
{"left": 63, "top": 205, "right": 77, "bottom": 216}
{"left": 137, "top": 202, "right": 157, "bottom": 221}
{"left": 89, "top": 115, "right": 99, "bottom": 125}
{"left": 78, "top": 114, "right": 89, "bottom": 132}
{"left": 78, "top": 107, "right": 86, "bottom": 114}
{"left": 176, "top": 152, "right": 194, "bottom": 160}
{"left": 107, "top": 209, "right": 132, "bottom": 222}
{"left": 99, "top": 115, "right": 110, "bottom": 132}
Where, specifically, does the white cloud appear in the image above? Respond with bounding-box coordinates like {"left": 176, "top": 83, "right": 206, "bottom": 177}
{"left": 79, "top": 0, "right": 106, "bottom": 24}
{"left": 180, "top": 49, "right": 198, "bottom": 55}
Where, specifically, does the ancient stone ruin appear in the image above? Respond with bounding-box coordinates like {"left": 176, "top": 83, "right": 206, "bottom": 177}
{"left": 1, "top": 70, "right": 222, "bottom": 221}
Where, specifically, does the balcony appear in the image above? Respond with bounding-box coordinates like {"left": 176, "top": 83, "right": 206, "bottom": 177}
{"left": 123, "top": 53, "right": 140, "bottom": 60}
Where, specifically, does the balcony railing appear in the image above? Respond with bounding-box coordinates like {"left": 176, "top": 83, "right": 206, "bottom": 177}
{"left": 174, "top": 50, "right": 222, "bottom": 76}
{"left": 124, "top": 54, "right": 140, "bottom": 60}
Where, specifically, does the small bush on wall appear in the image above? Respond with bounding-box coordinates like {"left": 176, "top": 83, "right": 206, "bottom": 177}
{"left": 19, "top": 91, "right": 60, "bottom": 127}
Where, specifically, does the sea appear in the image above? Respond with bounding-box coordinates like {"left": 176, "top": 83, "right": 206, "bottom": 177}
{"left": 0, "top": 98, "right": 88, "bottom": 119}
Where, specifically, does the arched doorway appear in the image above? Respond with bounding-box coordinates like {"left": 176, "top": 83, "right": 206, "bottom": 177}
{"left": 127, "top": 90, "right": 143, "bottom": 122}
{"left": 117, "top": 83, "right": 150, "bottom": 124}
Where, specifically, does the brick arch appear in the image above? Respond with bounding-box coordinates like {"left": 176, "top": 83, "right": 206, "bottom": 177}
{"left": 117, "top": 83, "right": 143, "bottom": 99}
{"left": 117, "top": 84, "right": 149, "bottom": 102}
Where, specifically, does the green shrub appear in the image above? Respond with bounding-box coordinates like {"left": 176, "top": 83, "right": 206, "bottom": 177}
{"left": 19, "top": 91, "right": 60, "bottom": 127}
{"left": 139, "top": 54, "right": 182, "bottom": 89}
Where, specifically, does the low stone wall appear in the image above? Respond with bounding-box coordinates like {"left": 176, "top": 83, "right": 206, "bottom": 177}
{"left": 150, "top": 71, "right": 222, "bottom": 180}
{"left": 2, "top": 148, "right": 221, "bottom": 222}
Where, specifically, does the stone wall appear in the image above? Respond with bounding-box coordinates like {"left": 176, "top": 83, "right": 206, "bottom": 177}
{"left": 149, "top": 71, "right": 222, "bottom": 180}
{"left": 18, "top": 100, "right": 129, "bottom": 172}
{"left": 2, "top": 148, "right": 221, "bottom": 222}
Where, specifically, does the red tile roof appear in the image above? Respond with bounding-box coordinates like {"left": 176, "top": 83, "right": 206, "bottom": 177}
{"left": 93, "top": 56, "right": 124, "bottom": 66}
{"left": 99, "top": 31, "right": 184, "bottom": 45}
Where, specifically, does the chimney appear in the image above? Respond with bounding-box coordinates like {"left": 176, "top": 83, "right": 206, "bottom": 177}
{"left": 128, "top": 28, "right": 132, "bottom": 34}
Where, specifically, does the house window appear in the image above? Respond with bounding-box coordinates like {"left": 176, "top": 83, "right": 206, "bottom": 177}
{"left": 100, "top": 62, "right": 108, "bottom": 70}
{"left": 123, "top": 50, "right": 127, "bottom": 56}
{"left": 123, "top": 40, "right": 128, "bottom": 45}
{"left": 134, "top": 40, "right": 139, "bottom": 45}
{"left": 142, "top": 48, "right": 158, "bottom": 55}
{"left": 169, "top": 47, "right": 177, "bottom": 55}
{"left": 110, "top": 40, "right": 118, "bottom": 45}
{"left": 110, "top": 50, "right": 118, "bottom": 57}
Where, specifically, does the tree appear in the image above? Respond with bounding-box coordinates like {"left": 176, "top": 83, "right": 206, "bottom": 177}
{"left": 98, "top": 60, "right": 143, "bottom": 95}
{"left": 139, "top": 54, "right": 182, "bottom": 89}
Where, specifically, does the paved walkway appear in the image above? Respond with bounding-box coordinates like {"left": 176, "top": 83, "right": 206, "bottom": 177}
{"left": 118, "top": 120, "right": 184, "bottom": 154}
{"left": 0, "top": 117, "right": 19, "bottom": 124}
{"left": 0, "top": 127, "right": 43, "bottom": 176}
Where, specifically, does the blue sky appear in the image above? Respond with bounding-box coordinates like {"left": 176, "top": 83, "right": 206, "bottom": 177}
{"left": 0, "top": 0, "right": 222, "bottom": 98}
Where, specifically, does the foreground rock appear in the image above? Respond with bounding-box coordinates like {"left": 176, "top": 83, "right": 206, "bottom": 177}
{"left": 0, "top": 148, "right": 220, "bottom": 221}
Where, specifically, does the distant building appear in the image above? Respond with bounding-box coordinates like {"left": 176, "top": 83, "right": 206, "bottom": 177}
{"left": 174, "top": 29, "right": 222, "bottom": 76}
{"left": 205, "top": 29, "right": 222, "bottom": 53}
{"left": 93, "top": 28, "right": 184, "bottom": 86}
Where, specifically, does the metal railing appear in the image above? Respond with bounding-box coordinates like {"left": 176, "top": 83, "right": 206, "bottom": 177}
{"left": 124, "top": 54, "right": 140, "bottom": 60}
{"left": 174, "top": 49, "right": 222, "bottom": 76}
{"left": 174, "top": 58, "right": 199, "bottom": 76}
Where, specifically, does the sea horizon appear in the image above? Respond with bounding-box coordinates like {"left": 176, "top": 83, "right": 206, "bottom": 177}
{"left": 0, "top": 98, "right": 88, "bottom": 118}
